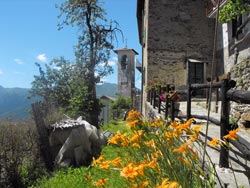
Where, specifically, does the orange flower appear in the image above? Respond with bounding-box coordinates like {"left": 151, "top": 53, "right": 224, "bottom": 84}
{"left": 99, "top": 161, "right": 110, "bottom": 169}
{"left": 151, "top": 117, "right": 164, "bottom": 127}
{"left": 157, "top": 178, "right": 179, "bottom": 188}
{"left": 178, "top": 118, "right": 195, "bottom": 131}
{"left": 167, "top": 181, "right": 180, "bottom": 188}
{"left": 156, "top": 178, "right": 169, "bottom": 188}
{"left": 111, "top": 157, "right": 121, "bottom": 167}
{"left": 189, "top": 135, "right": 198, "bottom": 141}
{"left": 130, "top": 134, "right": 140, "bottom": 143}
{"left": 120, "top": 163, "right": 139, "bottom": 179}
{"left": 173, "top": 141, "right": 190, "bottom": 154}
{"left": 132, "top": 143, "right": 141, "bottom": 148}
{"left": 178, "top": 156, "right": 192, "bottom": 168}
{"left": 144, "top": 139, "right": 155, "bottom": 148}
{"left": 127, "top": 120, "right": 139, "bottom": 128}
{"left": 208, "top": 137, "right": 220, "bottom": 148}
{"left": 146, "top": 158, "right": 157, "bottom": 169}
{"left": 165, "top": 131, "right": 173, "bottom": 141}
{"left": 224, "top": 128, "right": 240, "bottom": 140}
{"left": 93, "top": 154, "right": 104, "bottom": 166}
{"left": 107, "top": 136, "right": 119, "bottom": 145}
{"left": 93, "top": 178, "right": 109, "bottom": 187}
{"left": 192, "top": 125, "right": 202, "bottom": 133}
{"left": 131, "top": 181, "right": 149, "bottom": 188}
{"left": 126, "top": 110, "right": 142, "bottom": 122}
{"left": 171, "top": 121, "right": 180, "bottom": 129}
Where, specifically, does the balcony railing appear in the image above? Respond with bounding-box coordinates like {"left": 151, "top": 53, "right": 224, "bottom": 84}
{"left": 206, "top": 0, "right": 227, "bottom": 17}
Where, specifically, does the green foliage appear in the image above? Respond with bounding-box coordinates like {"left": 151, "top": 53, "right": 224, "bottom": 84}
{"left": 111, "top": 96, "right": 131, "bottom": 110}
{"left": 219, "top": 0, "right": 250, "bottom": 22}
{"left": 0, "top": 120, "right": 47, "bottom": 188}
{"left": 30, "top": 57, "right": 102, "bottom": 123}
{"left": 101, "top": 120, "right": 132, "bottom": 134}
{"left": 111, "top": 96, "right": 132, "bottom": 119}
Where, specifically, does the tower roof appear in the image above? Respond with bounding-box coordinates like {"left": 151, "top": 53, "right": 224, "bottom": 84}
{"left": 114, "top": 47, "right": 139, "bottom": 55}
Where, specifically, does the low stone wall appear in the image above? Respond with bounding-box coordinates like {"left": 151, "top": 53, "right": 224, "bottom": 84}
{"left": 230, "top": 57, "right": 250, "bottom": 128}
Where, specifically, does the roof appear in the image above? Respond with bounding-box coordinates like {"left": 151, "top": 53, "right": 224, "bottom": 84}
{"left": 113, "top": 47, "right": 138, "bottom": 55}
{"left": 100, "top": 95, "right": 116, "bottom": 101}
{"left": 48, "top": 117, "right": 92, "bottom": 130}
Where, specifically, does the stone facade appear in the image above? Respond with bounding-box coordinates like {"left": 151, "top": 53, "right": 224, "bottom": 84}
{"left": 137, "top": 0, "right": 215, "bottom": 115}
{"left": 114, "top": 48, "right": 138, "bottom": 99}
{"left": 230, "top": 57, "right": 250, "bottom": 128}
{"left": 216, "top": 12, "right": 250, "bottom": 128}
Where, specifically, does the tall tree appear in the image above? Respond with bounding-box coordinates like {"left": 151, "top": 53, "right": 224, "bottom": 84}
{"left": 57, "top": 0, "right": 121, "bottom": 127}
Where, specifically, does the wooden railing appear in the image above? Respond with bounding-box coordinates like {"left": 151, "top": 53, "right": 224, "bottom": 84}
{"left": 147, "top": 79, "right": 250, "bottom": 168}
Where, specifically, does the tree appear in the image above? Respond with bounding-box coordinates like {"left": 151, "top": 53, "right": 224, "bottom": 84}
{"left": 57, "top": 0, "right": 122, "bottom": 127}
{"left": 30, "top": 57, "right": 93, "bottom": 121}
{"left": 111, "top": 96, "right": 131, "bottom": 119}
{"left": 219, "top": 0, "right": 250, "bottom": 23}
{"left": 219, "top": 0, "right": 250, "bottom": 64}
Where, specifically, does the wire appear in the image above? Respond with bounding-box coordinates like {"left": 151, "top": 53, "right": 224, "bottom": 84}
{"left": 202, "top": 0, "right": 221, "bottom": 169}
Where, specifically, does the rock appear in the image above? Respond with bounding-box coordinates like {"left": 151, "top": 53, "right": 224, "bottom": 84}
{"left": 241, "top": 113, "right": 250, "bottom": 121}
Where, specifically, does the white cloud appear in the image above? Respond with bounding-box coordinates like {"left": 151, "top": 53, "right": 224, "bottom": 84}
{"left": 14, "top": 59, "right": 24, "bottom": 64}
{"left": 36, "top": 53, "right": 47, "bottom": 62}
{"left": 0, "top": 69, "right": 3, "bottom": 75}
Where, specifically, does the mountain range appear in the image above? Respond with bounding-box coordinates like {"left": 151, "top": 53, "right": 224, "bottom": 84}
{"left": 0, "top": 83, "right": 117, "bottom": 120}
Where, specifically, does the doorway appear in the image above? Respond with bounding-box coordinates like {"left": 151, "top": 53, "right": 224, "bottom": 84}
{"left": 188, "top": 60, "right": 204, "bottom": 96}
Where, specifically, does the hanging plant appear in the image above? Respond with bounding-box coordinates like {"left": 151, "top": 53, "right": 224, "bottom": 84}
{"left": 219, "top": 0, "right": 250, "bottom": 22}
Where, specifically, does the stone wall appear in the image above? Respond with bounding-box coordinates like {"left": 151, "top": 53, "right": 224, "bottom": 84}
{"left": 230, "top": 56, "right": 250, "bottom": 128}
{"left": 146, "top": 0, "right": 215, "bottom": 87}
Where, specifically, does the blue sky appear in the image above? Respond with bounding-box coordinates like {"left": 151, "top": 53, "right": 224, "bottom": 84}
{"left": 0, "top": 0, "right": 141, "bottom": 89}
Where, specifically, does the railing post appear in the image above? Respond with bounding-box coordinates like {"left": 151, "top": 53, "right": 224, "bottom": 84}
{"left": 147, "top": 89, "right": 150, "bottom": 102}
{"left": 150, "top": 88, "right": 154, "bottom": 105}
{"left": 158, "top": 85, "right": 162, "bottom": 113}
{"left": 219, "top": 79, "right": 230, "bottom": 168}
{"left": 187, "top": 84, "right": 192, "bottom": 120}
{"left": 153, "top": 87, "right": 157, "bottom": 109}
{"left": 165, "top": 84, "right": 170, "bottom": 120}
{"left": 171, "top": 86, "right": 175, "bottom": 122}
{"left": 215, "top": 77, "right": 219, "bottom": 113}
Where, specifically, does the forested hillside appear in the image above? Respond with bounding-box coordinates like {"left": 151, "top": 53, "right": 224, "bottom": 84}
{"left": 0, "top": 83, "right": 117, "bottom": 119}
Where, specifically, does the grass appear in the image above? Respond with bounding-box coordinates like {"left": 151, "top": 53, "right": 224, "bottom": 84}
{"left": 31, "top": 120, "right": 129, "bottom": 188}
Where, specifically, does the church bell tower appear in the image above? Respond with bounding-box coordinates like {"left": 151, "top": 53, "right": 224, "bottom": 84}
{"left": 114, "top": 48, "right": 138, "bottom": 100}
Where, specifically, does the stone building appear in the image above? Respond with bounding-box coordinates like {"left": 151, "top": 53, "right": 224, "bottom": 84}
{"left": 137, "top": 0, "right": 216, "bottom": 115}
{"left": 114, "top": 48, "right": 139, "bottom": 109}
{"left": 99, "top": 95, "right": 115, "bottom": 124}
{"left": 207, "top": 0, "right": 250, "bottom": 127}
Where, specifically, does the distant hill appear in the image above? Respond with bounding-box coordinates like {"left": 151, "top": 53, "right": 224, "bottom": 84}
{"left": 96, "top": 82, "right": 118, "bottom": 98}
{"left": 0, "top": 83, "right": 118, "bottom": 120}
{"left": 0, "top": 86, "right": 36, "bottom": 120}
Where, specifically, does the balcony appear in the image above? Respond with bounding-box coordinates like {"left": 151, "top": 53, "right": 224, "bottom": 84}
{"left": 206, "top": 0, "right": 227, "bottom": 18}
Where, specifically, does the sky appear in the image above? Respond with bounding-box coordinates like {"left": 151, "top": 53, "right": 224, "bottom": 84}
{"left": 0, "top": 0, "right": 141, "bottom": 89}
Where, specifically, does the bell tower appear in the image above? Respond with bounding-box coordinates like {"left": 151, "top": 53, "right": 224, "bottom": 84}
{"left": 114, "top": 48, "right": 138, "bottom": 100}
